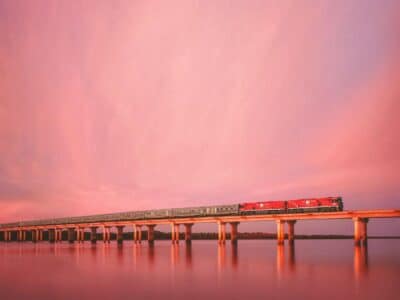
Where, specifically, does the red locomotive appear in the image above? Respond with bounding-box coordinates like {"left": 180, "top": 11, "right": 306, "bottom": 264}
{"left": 239, "top": 197, "right": 343, "bottom": 215}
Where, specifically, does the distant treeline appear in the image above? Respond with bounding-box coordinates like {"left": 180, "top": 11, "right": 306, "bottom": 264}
{"left": 2, "top": 230, "right": 400, "bottom": 241}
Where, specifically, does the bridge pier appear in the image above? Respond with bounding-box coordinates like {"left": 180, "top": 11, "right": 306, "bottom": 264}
{"left": 68, "top": 228, "right": 75, "bottom": 243}
{"left": 184, "top": 224, "right": 193, "bottom": 244}
{"left": 90, "top": 227, "right": 98, "bottom": 243}
{"left": 116, "top": 226, "right": 124, "bottom": 244}
{"left": 38, "top": 229, "right": 43, "bottom": 241}
{"left": 175, "top": 224, "right": 180, "bottom": 243}
{"left": 56, "top": 229, "right": 62, "bottom": 242}
{"left": 80, "top": 228, "right": 86, "bottom": 242}
{"left": 48, "top": 229, "right": 55, "bottom": 243}
{"left": 353, "top": 217, "right": 368, "bottom": 246}
{"left": 230, "top": 222, "right": 239, "bottom": 244}
{"left": 276, "top": 220, "right": 285, "bottom": 245}
{"left": 287, "top": 220, "right": 296, "bottom": 244}
{"left": 103, "top": 226, "right": 111, "bottom": 243}
{"left": 133, "top": 225, "right": 142, "bottom": 243}
{"left": 76, "top": 227, "right": 84, "bottom": 243}
{"left": 31, "top": 230, "right": 37, "bottom": 243}
{"left": 218, "top": 222, "right": 226, "bottom": 244}
{"left": 147, "top": 225, "right": 156, "bottom": 244}
{"left": 17, "top": 230, "right": 22, "bottom": 242}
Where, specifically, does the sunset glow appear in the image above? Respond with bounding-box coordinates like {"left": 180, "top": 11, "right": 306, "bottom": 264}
{"left": 0, "top": 0, "right": 399, "bottom": 229}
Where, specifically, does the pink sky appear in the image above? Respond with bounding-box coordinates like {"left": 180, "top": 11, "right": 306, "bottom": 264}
{"left": 0, "top": 1, "right": 399, "bottom": 234}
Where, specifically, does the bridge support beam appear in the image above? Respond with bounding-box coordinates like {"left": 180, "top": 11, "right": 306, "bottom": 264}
{"left": 103, "top": 226, "right": 111, "bottom": 243}
{"left": 48, "top": 229, "right": 55, "bottom": 243}
{"left": 184, "top": 224, "right": 193, "bottom": 244}
{"left": 32, "top": 230, "right": 37, "bottom": 243}
{"left": 116, "top": 226, "right": 124, "bottom": 244}
{"left": 218, "top": 222, "right": 226, "bottom": 244}
{"left": 353, "top": 218, "right": 368, "bottom": 246}
{"left": 38, "top": 230, "right": 43, "bottom": 241}
{"left": 276, "top": 220, "right": 285, "bottom": 245}
{"left": 76, "top": 227, "right": 84, "bottom": 243}
{"left": 81, "top": 228, "right": 86, "bottom": 242}
{"left": 90, "top": 227, "right": 98, "bottom": 244}
{"left": 17, "top": 230, "right": 22, "bottom": 242}
{"left": 133, "top": 225, "right": 142, "bottom": 243}
{"left": 147, "top": 225, "right": 156, "bottom": 244}
{"left": 175, "top": 224, "right": 180, "bottom": 243}
{"left": 56, "top": 229, "right": 62, "bottom": 242}
{"left": 22, "top": 230, "right": 26, "bottom": 241}
{"left": 287, "top": 220, "right": 296, "bottom": 244}
{"left": 230, "top": 222, "right": 239, "bottom": 244}
{"left": 171, "top": 223, "right": 180, "bottom": 243}
{"left": 68, "top": 228, "right": 75, "bottom": 243}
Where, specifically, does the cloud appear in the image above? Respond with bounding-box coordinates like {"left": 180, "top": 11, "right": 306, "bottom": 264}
{"left": 0, "top": 1, "right": 399, "bottom": 228}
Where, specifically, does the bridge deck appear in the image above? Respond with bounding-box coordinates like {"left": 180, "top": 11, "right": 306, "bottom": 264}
{"left": 0, "top": 209, "right": 399, "bottom": 230}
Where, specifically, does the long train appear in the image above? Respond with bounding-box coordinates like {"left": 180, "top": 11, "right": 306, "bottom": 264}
{"left": 0, "top": 197, "right": 343, "bottom": 228}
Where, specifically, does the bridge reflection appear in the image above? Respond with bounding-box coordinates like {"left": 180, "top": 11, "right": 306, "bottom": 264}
{"left": 354, "top": 245, "right": 368, "bottom": 280}
{"left": 276, "top": 244, "right": 296, "bottom": 276}
{"left": 4, "top": 240, "right": 371, "bottom": 279}
{"left": 217, "top": 243, "right": 239, "bottom": 271}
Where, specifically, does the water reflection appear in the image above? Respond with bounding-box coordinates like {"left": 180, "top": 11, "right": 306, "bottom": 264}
{"left": 277, "top": 244, "right": 296, "bottom": 277}
{"left": 217, "top": 243, "right": 226, "bottom": 273}
{"left": 148, "top": 244, "right": 155, "bottom": 266}
{"left": 171, "top": 243, "right": 180, "bottom": 267}
{"left": 217, "top": 243, "right": 239, "bottom": 271}
{"left": 132, "top": 243, "right": 141, "bottom": 270}
{"left": 231, "top": 244, "right": 238, "bottom": 269}
{"left": 276, "top": 244, "right": 285, "bottom": 277}
{"left": 354, "top": 245, "right": 368, "bottom": 280}
{"left": 288, "top": 243, "right": 296, "bottom": 272}
{"left": 0, "top": 240, "right": 399, "bottom": 300}
{"left": 185, "top": 243, "right": 192, "bottom": 268}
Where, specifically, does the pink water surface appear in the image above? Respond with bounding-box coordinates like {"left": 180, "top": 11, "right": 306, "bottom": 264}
{"left": 0, "top": 240, "right": 399, "bottom": 300}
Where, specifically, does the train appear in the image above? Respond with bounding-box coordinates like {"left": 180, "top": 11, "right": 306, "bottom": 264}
{"left": 0, "top": 197, "right": 343, "bottom": 228}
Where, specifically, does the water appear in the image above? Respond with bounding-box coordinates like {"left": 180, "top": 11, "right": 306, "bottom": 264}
{"left": 0, "top": 240, "right": 399, "bottom": 300}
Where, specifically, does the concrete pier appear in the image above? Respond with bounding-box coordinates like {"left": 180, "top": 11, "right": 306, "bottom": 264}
{"left": 76, "top": 227, "right": 84, "bottom": 243}
{"left": 287, "top": 220, "right": 296, "bottom": 244}
{"left": 80, "top": 228, "right": 86, "bottom": 242}
{"left": 354, "top": 217, "right": 368, "bottom": 246}
{"left": 56, "top": 229, "right": 62, "bottom": 242}
{"left": 229, "top": 222, "right": 239, "bottom": 244}
{"left": 174, "top": 224, "right": 180, "bottom": 243}
{"left": 218, "top": 222, "right": 226, "bottom": 244}
{"left": 171, "top": 223, "right": 180, "bottom": 243}
{"left": 147, "top": 225, "right": 156, "bottom": 244}
{"left": 48, "top": 229, "right": 55, "bottom": 243}
{"left": 31, "top": 230, "right": 37, "bottom": 243}
{"left": 90, "top": 227, "right": 98, "bottom": 243}
{"left": 133, "top": 225, "right": 142, "bottom": 244}
{"left": 103, "top": 226, "right": 111, "bottom": 243}
{"left": 184, "top": 224, "right": 193, "bottom": 244}
{"left": 68, "top": 228, "right": 75, "bottom": 243}
{"left": 116, "top": 226, "right": 124, "bottom": 244}
{"left": 276, "top": 220, "right": 285, "bottom": 245}
{"left": 76, "top": 228, "right": 81, "bottom": 242}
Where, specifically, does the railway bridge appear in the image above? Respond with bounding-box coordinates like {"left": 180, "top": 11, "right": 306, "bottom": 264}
{"left": 0, "top": 209, "right": 399, "bottom": 246}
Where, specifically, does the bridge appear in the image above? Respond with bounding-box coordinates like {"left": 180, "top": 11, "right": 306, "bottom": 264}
{"left": 1, "top": 209, "right": 399, "bottom": 246}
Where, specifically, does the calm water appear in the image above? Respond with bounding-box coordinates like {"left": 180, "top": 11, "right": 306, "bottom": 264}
{"left": 0, "top": 240, "right": 399, "bottom": 300}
